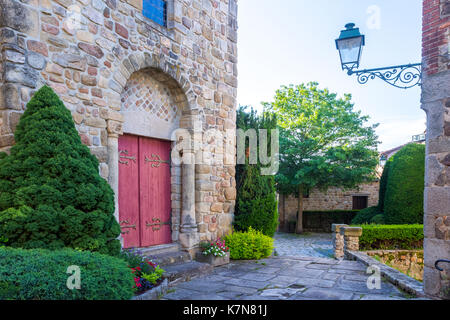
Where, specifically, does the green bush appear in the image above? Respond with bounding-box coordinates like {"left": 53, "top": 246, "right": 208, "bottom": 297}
{"left": 370, "top": 214, "right": 385, "bottom": 225}
{"left": 355, "top": 224, "right": 424, "bottom": 250}
{"left": 0, "top": 247, "right": 134, "bottom": 300}
{"left": 234, "top": 106, "right": 279, "bottom": 237}
{"left": 225, "top": 227, "right": 274, "bottom": 260}
{"left": 377, "top": 160, "right": 391, "bottom": 211}
{"left": 0, "top": 86, "right": 120, "bottom": 255}
{"left": 351, "top": 206, "right": 381, "bottom": 224}
{"left": 384, "top": 144, "right": 425, "bottom": 224}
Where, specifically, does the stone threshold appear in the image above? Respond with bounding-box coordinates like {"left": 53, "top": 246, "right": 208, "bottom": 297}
{"left": 346, "top": 250, "right": 430, "bottom": 299}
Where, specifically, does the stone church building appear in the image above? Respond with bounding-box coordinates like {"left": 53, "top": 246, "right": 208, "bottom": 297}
{"left": 0, "top": 0, "right": 238, "bottom": 255}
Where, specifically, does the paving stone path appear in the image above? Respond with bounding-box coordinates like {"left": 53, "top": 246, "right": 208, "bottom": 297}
{"left": 273, "top": 232, "right": 334, "bottom": 258}
{"left": 161, "top": 233, "right": 425, "bottom": 300}
{"left": 162, "top": 256, "right": 417, "bottom": 300}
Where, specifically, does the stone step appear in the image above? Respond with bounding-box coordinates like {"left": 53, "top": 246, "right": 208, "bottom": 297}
{"left": 164, "top": 261, "right": 213, "bottom": 286}
{"left": 150, "top": 251, "right": 192, "bottom": 267}
{"left": 140, "top": 243, "right": 180, "bottom": 256}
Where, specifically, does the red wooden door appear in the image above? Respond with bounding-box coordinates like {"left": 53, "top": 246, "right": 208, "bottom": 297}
{"left": 139, "top": 138, "right": 172, "bottom": 247}
{"left": 118, "top": 134, "right": 172, "bottom": 249}
{"left": 118, "top": 135, "right": 140, "bottom": 248}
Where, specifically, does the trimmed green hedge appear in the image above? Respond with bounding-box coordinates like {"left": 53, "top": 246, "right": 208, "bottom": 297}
{"left": 0, "top": 247, "right": 134, "bottom": 300}
{"left": 225, "top": 227, "right": 274, "bottom": 260}
{"left": 355, "top": 224, "right": 424, "bottom": 250}
{"left": 384, "top": 144, "right": 425, "bottom": 224}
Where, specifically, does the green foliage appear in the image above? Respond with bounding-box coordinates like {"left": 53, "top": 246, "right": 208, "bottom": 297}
{"left": 354, "top": 224, "right": 424, "bottom": 250}
{"left": 234, "top": 106, "right": 278, "bottom": 237}
{"left": 384, "top": 144, "right": 425, "bottom": 224}
{"left": 142, "top": 266, "right": 165, "bottom": 285}
{"left": 370, "top": 214, "right": 385, "bottom": 225}
{"left": 0, "top": 247, "right": 134, "bottom": 300}
{"left": 351, "top": 206, "right": 381, "bottom": 224}
{"left": 377, "top": 159, "right": 391, "bottom": 211}
{"left": 225, "top": 227, "right": 274, "bottom": 260}
{"left": 265, "top": 82, "right": 379, "bottom": 195}
{"left": 0, "top": 86, "right": 120, "bottom": 255}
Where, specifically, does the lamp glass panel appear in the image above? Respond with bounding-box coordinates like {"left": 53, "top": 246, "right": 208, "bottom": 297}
{"left": 337, "top": 36, "right": 363, "bottom": 65}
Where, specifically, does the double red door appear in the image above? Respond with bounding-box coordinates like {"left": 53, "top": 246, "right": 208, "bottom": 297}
{"left": 118, "top": 134, "right": 172, "bottom": 248}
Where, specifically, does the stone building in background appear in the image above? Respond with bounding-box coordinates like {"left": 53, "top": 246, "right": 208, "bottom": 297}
{"left": 421, "top": 0, "right": 450, "bottom": 300}
{"left": 0, "top": 0, "right": 238, "bottom": 256}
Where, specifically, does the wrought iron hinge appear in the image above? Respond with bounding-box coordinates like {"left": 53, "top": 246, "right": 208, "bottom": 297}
{"left": 146, "top": 217, "right": 171, "bottom": 231}
{"left": 119, "top": 150, "right": 137, "bottom": 165}
{"left": 120, "top": 220, "right": 136, "bottom": 234}
{"left": 145, "top": 154, "right": 170, "bottom": 168}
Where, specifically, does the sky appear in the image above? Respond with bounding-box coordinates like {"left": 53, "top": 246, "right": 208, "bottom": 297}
{"left": 236, "top": 0, "right": 425, "bottom": 152}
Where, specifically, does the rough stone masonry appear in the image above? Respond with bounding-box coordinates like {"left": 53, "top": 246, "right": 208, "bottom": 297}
{"left": 421, "top": 0, "right": 450, "bottom": 299}
{"left": 0, "top": 0, "right": 238, "bottom": 253}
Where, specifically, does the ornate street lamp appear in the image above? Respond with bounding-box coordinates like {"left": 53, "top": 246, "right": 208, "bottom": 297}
{"left": 335, "top": 23, "right": 422, "bottom": 89}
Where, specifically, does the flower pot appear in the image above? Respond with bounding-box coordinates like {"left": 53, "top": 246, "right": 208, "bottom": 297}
{"left": 195, "top": 251, "right": 230, "bottom": 267}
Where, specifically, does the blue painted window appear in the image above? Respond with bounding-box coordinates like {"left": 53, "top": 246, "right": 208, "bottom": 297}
{"left": 143, "top": 0, "right": 167, "bottom": 27}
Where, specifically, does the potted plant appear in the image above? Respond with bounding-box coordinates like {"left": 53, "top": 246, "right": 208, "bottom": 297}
{"left": 196, "top": 238, "right": 230, "bottom": 267}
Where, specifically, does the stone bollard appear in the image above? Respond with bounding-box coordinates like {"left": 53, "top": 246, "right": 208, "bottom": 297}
{"left": 332, "top": 224, "right": 348, "bottom": 259}
{"left": 340, "top": 227, "right": 363, "bottom": 260}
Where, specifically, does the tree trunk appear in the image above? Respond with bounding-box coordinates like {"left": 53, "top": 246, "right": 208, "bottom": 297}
{"left": 296, "top": 185, "right": 304, "bottom": 234}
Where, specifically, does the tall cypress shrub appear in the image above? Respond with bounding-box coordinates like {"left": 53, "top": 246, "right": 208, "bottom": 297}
{"left": 377, "top": 159, "right": 391, "bottom": 212}
{"left": 384, "top": 143, "right": 425, "bottom": 224}
{"left": 234, "top": 106, "right": 278, "bottom": 237}
{"left": 0, "top": 86, "right": 121, "bottom": 255}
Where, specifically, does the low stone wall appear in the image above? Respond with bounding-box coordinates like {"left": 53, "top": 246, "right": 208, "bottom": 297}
{"left": 366, "top": 250, "right": 424, "bottom": 282}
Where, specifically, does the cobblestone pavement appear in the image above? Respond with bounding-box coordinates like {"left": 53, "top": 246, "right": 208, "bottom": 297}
{"left": 162, "top": 256, "right": 419, "bottom": 300}
{"left": 273, "top": 232, "right": 334, "bottom": 258}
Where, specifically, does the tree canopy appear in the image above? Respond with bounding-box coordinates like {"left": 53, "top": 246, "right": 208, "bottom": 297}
{"left": 265, "top": 82, "right": 379, "bottom": 232}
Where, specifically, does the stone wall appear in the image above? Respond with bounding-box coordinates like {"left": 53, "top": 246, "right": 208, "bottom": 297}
{"left": 421, "top": 0, "right": 450, "bottom": 299}
{"left": 0, "top": 0, "right": 238, "bottom": 251}
{"left": 366, "top": 250, "right": 424, "bottom": 282}
{"left": 278, "top": 182, "right": 379, "bottom": 224}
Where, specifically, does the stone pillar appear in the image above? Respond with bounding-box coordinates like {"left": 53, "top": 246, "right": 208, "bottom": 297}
{"left": 421, "top": 0, "right": 450, "bottom": 300}
{"left": 332, "top": 224, "right": 348, "bottom": 259}
{"left": 107, "top": 119, "right": 123, "bottom": 245}
{"left": 179, "top": 151, "right": 199, "bottom": 254}
{"left": 340, "top": 226, "right": 362, "bottom": 260}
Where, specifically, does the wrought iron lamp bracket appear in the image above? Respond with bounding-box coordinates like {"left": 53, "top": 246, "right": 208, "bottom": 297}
{"left": 345, "top": 63, "right": 422, "bottom": 89}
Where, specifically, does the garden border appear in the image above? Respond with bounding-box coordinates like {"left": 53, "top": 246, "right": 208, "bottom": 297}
{"left": 131, "top": 279, "right": 169, "bottom": 300}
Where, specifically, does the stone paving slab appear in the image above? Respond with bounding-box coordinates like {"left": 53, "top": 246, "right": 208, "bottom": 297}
{"left": 161, "top": 257, "right": 421, "bottom": 300}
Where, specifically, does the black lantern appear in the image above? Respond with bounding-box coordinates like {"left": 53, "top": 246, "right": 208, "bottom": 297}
{"left": 335, "top": 23, "right": 365, "bottom": 73}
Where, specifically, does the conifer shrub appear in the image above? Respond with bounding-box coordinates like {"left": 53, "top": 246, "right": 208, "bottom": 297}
{"left": 0, "top": 247, "right": 134, "bottom": 300}
{"left": 351, "top": 206, "right": 381, "bottom": 224}
{"left": 234, "top": 106, "right": 278, "bottom": 237}
{"left": 377, "top": 159, "right": 391, "bottom": 211}
{"left": 384, "top": 144, "right": 425, "bottom": 224}
{"left": 0, "top": 86, "right": 120, "bottom": 255}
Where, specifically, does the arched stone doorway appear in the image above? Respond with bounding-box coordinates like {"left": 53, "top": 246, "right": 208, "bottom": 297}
{"left": 106, "top": 52, "right": 199, "bottom": 253}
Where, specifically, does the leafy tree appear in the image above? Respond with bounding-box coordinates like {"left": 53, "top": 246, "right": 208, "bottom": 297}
{"left": 234, "top": 106, "right": 279, "bottom": 237}
{"left": 265, "top": 82, "right": 379, "bottom": 233}
{"left": 0, "top": 86, "right": 120, "bottom": 255}
{"left": 384, "top": 143, "right": 425, "bottom": 224}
